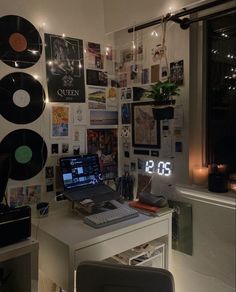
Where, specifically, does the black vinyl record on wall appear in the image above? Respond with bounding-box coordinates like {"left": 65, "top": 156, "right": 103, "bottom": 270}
{"left": 0, "top": 15, "right": 42, "bottom": 68}
{"left": 0, "top": 129, "right": 48, "bottom": 180}
{"left": 0, "top": 72, "right": 46, "bottom": 124}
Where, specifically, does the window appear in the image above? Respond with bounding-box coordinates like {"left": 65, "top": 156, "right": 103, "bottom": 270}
{"left": 206, "top": 12, "right": 236, "bottom": 174}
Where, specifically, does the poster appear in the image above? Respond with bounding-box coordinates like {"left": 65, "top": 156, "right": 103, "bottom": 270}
{"left": 51, "top": 105, "right": 69, "bottom": 137}
{"left": 45, "top": 33, "right": 85, "bottom": 102}
{"left": 90, "top": 110, "right": 118, "bottom": 125}
{"left": 73, "top": 103, "right": 87, "bottom": 125}
{"left": 87, "top": 129, "right": 118, "bottom": 179}
{"left": 9, "top": 185, "right": 41, "bottom": 207}
{"left": 87, "top": 86, "right": 106, "bottom": 109}
{"left": 86, "top": 41, "right": 103, "bottom": 69}
{"left": 170, "top": 60, "right": 184, "bottom": 85}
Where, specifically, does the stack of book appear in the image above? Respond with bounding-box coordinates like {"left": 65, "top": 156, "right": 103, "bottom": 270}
{"left": 129, "top": 200, "right": 172, "bottom": 216}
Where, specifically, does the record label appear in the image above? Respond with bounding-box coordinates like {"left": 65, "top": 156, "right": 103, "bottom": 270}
{"left": 0, "top": 72, "right": 46, "bottom": 124}
{"left": 0, "top": 15, "right": 42, "bottom": 68}
{"left": 9, "top": 33, "right": 27, "bottom": 52}
{"left": 0, "top": 129, "right": 48, "bottom": 180}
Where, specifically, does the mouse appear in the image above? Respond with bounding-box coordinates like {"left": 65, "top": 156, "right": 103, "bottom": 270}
{"left": 139, "top": 191, "right": 168, "bottom": 208}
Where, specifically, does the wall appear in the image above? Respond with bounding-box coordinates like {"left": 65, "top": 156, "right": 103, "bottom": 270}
{"left": 104, "top": 1, "right": 236, "bottom": 292}
{"left": 0, "top": 0, "right": 108, "bottom": 199}
{"left": 103, "top": 0, "right": 200, "bottom": 33}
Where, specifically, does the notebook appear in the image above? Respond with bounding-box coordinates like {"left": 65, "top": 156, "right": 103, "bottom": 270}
{"left": 59, "top": 154, "right": 119, "bottom": 203}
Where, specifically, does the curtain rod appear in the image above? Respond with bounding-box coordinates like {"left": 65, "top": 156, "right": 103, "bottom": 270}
{"left": 128, "top": 0, "right": 235, "bottom": 32}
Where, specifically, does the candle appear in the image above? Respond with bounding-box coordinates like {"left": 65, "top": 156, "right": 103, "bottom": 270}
{"left": 208, "top": 164, "right": 228, "bottom": 193}
{"left": 229, "top": 174, "right": 236, "bottom": 191}
{"left": 192, "top": 166, "right": 208, "bottom": 186}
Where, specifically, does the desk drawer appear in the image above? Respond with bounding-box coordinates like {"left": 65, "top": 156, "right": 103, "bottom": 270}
{"left": 75, "top": 218, "right": 168, "bottom": 267}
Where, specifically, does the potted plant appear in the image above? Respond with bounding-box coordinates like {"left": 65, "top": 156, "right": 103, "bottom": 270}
{"left": 148, "top": 80, "right": 180, "bottom": 120}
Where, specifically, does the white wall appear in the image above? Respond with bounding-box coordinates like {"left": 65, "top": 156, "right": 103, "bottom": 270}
{"left": 0, "top": 0, "right": 106, "bottom": 191}
{"left": 103, "top": 0, "right": 199, "bottom": 33}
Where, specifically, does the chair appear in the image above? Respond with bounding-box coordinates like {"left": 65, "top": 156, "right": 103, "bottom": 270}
{"left": 76, "top": 260, "right": 175, "bottom": 292}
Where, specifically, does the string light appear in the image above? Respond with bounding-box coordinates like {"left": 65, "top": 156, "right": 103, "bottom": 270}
{"left": 151, "top": 30, "right": 158, "bottom": 37}
{"left": 221, "top": 33, "right": 228, "bottom": 38}
{"left": 62, "top": 33, "right": 66, "bottom": 38}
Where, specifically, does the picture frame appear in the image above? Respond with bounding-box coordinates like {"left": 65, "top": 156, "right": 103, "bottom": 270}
{"left": 132, "top": 102, "right": 161, "bottom": 148}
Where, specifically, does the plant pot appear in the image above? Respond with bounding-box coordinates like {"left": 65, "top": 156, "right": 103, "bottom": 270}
{"left": 152, "top": 106, "right": 174, "bottom": 120}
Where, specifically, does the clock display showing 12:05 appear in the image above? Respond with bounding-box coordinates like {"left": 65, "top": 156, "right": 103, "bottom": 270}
{"left": 145, "top": 160, "right": 172, "bottom": 176}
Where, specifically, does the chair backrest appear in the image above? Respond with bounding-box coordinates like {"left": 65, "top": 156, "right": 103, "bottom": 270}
{"left": 77, "top": 260, "right": 175, "bottom": 292}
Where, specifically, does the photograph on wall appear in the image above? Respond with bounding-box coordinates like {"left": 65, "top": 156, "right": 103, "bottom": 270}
{"left": 151, "top": 44, "right": 162, "bottom": 62}
{"left": 121, "top": 87, "right": 132, "bottom": 100}
{"left": 87, "top": 129, "right": 118, "bottom": 179}
{"left": 106, "top": 45, "right": 113, "bottom": 61}
{"left": 45, "top": 166, "right": 54, "bottom": 179}
{"left": 46, "top": 179, "right": 54, "bottom": 192}
{"left": 61, "top": 143, "right": 69, "bottom": 153}
{"left": 151, "top": 64, "right": 160, "bottom": 83}
{"left": 170, "top": 60, "right": 184, "bottom": 85}
{"left": 119, "top": 73, "right": 128, "bottom": 87}
{"left": 51, "top": 105, "right": 69, "bottom": 138}
{"left": 86, "top": 69, "right": 108, "bottom": 86}
{"left": 141, "top": 68, "right": 149, "bottom": 84}
{"left": 86, "top": 41, "right": 103, "bottom": 69}
{"left": 87, "top": 86, "right": 106, "bottom": 109}
{"left": 133, "top": 85, "right": 152, "bottom": 101}
{"left": 73, "top": 104, "right": 87, "bottom": 125}
{"left": 121, "top": 103, "right": 131, "bottom": 124}
{"left": 106, "top": 87, "right": 118, "bottom": 110}
{"left": 8, "top": 185, "right": 41, "bottom": 207}
{"left": 73, "top": 125, "right": 86, "bottom": 154}
{"left": 90, "top": 110, "right": 118, "bottom": 125}
{"left": 45, "top": 33, "right": 85, "bottom": 102}
{"left": 120, "top": 48, "right": 133, "bottom": 63}
{"left": 132, "top": 102, "right": 161, "bottom": 148}
{"left": 51, "top": 143, "right": 59, "bottom": 154}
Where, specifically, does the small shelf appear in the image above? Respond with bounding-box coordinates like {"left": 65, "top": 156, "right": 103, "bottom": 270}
{"left": 105, "top": 239, "right": 165, "bottom": 268}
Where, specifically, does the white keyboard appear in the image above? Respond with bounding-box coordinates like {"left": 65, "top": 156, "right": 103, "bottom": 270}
{"left": 84, "top": 204, "right": 139, "bottom": 228}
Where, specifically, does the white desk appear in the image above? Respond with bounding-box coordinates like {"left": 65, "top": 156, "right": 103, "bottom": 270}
{"left": 32, "top": 202, "right": 172, "bottom": 292}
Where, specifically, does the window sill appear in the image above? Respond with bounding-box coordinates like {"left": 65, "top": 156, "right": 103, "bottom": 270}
{"left": 175, "top": 184, "right": 236, "bottom": 210}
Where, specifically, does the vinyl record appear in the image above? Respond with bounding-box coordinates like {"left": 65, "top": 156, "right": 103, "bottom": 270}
{"left": 0, "top": 129, "right": 47, "bottom": 180}
{"left": 0, "top": 72, "right": 45, "bottom": 124}
{"left": 0, "top": 15, "right": 42, "bottom": 68}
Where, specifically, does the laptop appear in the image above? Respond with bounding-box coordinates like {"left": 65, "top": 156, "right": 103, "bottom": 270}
{"left": 59, "top": 154, "right": 119, "bottom": 203}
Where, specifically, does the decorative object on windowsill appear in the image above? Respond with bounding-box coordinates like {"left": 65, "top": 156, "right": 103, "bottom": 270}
{"left": 148, "top": 80, "right": 180, "bottom": 120}
{"left": 192, "top": 166, "right": 208, "bottom": 187}
{"left": 208, "top": 164, "right": 228, "bottom": 193}
{"left": 229, "top": 173, "right": 236, "bottom": 191}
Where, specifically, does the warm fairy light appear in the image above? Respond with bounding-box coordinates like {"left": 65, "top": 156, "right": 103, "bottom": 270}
{"left": 151, "top": 30, "right": 158, "bottom": 37}
{"left": 15, "top": 61, "right": 18, "bottom": 67}
{"left": 132, "top": 41, "right": 136, "bottom": 49}
{"left": 33, "top": 74, "right": 39, "bottom": 80}
{"left": 62, "top": 33, "right": 66, "bottom": 38}
{"left": 84, "top": 48, "right": 87, "bottom": 53}
{"left": 48, "top": 60, "right": 53, "bottom": 66}
{"left": 78, "top": 60, "right": 82, "bottom": 68}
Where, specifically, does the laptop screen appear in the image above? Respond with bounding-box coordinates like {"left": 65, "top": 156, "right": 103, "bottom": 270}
{"left": 60, "top": 154, "right": 103, "bottom": 190}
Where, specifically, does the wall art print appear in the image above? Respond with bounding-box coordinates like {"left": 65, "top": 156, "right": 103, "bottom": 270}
{"left": 45, "top": 33, "right": 85, "bottom": 102}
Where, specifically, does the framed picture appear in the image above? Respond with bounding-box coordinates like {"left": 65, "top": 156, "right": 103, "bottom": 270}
{"left": 132, "top": 102, "right": 161, "bottom": 148}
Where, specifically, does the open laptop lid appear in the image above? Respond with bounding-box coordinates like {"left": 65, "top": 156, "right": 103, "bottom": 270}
{"left": 59, "top": 154, "right": 103, "bottom": 191}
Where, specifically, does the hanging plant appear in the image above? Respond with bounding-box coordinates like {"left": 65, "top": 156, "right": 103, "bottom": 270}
{"left": 147, "top": 80, "right": 180, "bottom": 120}
{"left": 148, "top": 80, "right": 180, "bottom": 105}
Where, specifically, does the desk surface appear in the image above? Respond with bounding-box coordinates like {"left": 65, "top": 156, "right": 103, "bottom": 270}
{"left": 32, "top": 201, "right": 172, "bottom": 292}
{"left": 32, "top": 202, "right": 171, "bottom": 248}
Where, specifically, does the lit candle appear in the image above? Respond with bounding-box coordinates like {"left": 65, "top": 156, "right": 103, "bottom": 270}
{"left": 192, "top": 166, "right": 208, "bottom": 186}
